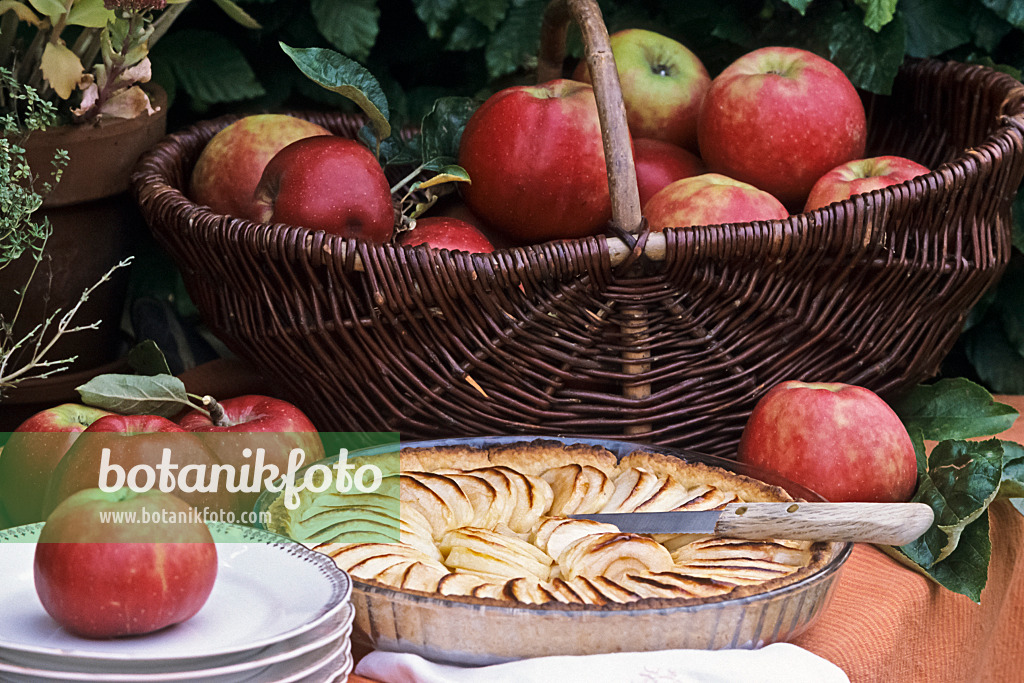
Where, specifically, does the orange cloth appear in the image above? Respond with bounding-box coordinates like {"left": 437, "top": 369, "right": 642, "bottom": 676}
{"left": 177, "top": 364, "right": 1024, "bottom": 683}
{"left": 792, "top": 395, "right": 1024, "bottom": 683}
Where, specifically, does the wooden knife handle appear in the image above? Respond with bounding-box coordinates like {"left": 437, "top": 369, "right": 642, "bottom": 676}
{"left": 714, "top": 502, "right": 935, "bottom": 545}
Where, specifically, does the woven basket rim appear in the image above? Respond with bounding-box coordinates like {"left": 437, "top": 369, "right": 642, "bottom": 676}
{"left": 130, "top": 55, "right": 1024, "bottom": 279}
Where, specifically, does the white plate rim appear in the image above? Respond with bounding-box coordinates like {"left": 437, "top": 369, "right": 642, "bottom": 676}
{"left": 0, "top": 522, "right": 351, "bottom": 664}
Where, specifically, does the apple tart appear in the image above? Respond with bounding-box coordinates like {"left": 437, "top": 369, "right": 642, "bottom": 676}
{"left": 268, "top": 440, "right": 829, "bottom": 608}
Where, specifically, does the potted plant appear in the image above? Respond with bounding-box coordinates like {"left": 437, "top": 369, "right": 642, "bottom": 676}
{"left": 0, "top": 0, "right": 253, "bottom": 425}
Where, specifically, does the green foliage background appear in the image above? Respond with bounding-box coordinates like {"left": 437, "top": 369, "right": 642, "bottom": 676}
{"left": 150, "top": 0, "right": 1024, "bottom": 392}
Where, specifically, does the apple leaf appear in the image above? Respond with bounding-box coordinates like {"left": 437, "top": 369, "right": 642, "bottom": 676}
{"left": 150, "top": 29, "right": 265, "bottom": 105}
{"left": 892, "top": 378, "right": 1019, "bottom": 441}
{"left": 853, "top": 0, "right": 898, "bottom": 32}
{"left": 77, "top": 374, "right": 192, "bottom": 418}
{"left": 901, "top": 439, "right": 1003, "bottom": 568}
{"left": 781, "top": 0, "right": 813, "bottom": 15}
{"left": 964, "top": 316, "right": 1024, "bottom": 395}
{"left": 484, "top": 0, "right": 545, "bottom": 80}
{"left": 899, "top": 0, "right": 974, "bottom": 58}
{"left": 127, "top": 340, "right": 173, "bottom": 377}
{"left": 419, "top": 96, "right": 478, "bottom": 164}
{"left": 310, "top": 0, "right": 379, "bottom": 63}
{"left": 279, "top": 42, "right": 391, "bottom": 144}
{"left": 902, "top": 510, "right": 991, "bottom": 603}
{"left": 999, "top": 441, "right": 1024, "bottom": 498}
{"left": 413, "top": 163, "right": 471, "bottom": 191}
{"left": 823, "top": 4, "right": 905, "bottom": 95}
{"left": 983, "top": 0, "right": 1024, "bottom": 28}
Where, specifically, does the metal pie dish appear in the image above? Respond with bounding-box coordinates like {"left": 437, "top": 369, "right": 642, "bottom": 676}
{"left": 255, "top": 436, "right": 852, "bottom": 666}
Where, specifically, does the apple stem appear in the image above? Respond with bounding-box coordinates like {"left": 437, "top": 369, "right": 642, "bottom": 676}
{"left": 202, "top": 395, "right": 230, "bottom": 427}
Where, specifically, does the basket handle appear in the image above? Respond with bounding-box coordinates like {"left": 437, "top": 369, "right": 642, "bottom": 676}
{"left": 538, "top": 0, "right": 643, "bottom": 235}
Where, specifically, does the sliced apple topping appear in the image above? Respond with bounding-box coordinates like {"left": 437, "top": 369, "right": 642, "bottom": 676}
{"left": 558, "top": 532, "right": 674, "bottom": 581}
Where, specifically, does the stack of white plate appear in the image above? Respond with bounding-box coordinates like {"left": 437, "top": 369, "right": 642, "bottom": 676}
{"left": 0, "top": 523, "right": 354, "bottom": 682}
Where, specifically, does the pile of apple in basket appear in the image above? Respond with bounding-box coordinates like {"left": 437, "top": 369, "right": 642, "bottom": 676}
{"left": 188, "top": 30, "right": 926, "bottom": 253}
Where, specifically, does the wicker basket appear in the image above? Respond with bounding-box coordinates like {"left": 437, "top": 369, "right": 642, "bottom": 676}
{"left": 131, "top": 0, "right": 1024, "bottom": 457}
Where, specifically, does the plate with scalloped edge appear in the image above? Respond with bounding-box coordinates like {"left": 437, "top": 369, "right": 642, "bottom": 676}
{"left": 0, "top": 522, "right": 352, "bottom": 673}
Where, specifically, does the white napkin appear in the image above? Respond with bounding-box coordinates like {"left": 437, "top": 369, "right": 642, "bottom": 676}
{"left": 355, "top": 643, "right": 850, "bottom": 683}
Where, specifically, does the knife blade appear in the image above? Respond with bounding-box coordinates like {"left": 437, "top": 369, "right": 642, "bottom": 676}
{"left": 569, "top": 501, "right": 934, "bottom": 545}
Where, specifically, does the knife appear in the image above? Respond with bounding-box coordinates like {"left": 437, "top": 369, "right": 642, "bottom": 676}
{"left": 569, "top": 501, "right": 935, "bottom": 545}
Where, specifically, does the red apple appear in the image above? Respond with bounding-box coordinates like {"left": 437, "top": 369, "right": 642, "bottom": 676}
{"left": 189, "top": 114, "right": 331, "bottom": 221}
{"left": 574, "top": 29, "right": 710, "bottom": 152}
{"left": 42, "top": 415, "right": 236, "bottom": 517}
{"left": 632, "top": 138, "right": 705, "bottom": 210}
{"left": 0, "top": 404, "right": 113, "bottom": 526}
{"left": 804, "top": 156, "right": 930, "bottom": 212}
{"left": 177, "top": 395, "right": 325, "bottom": 513}
{"left": 397, "top": 217, "right": 495, "bottom": 253}
{"left": 458, "top": 79, "right": 614, "bottom": 244}
{"left": 34, "top": 487, "right": 217, "bottom": 638}
{"left": 698, "top": 46, "right": 867, "bottom": 209}
{"left": 644, "top": 173, "right": 789, "bottom": 230}
{"left": 737, "top": 381, "right": 918, "bottom": 503}
{"left": 253, "top": 136, "right": 394, "bottom": 242}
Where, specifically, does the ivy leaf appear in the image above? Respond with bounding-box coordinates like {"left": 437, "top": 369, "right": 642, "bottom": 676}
{"left": 485, "top": 0, "right": 546, "bottom": 80}
{"left": 853, "top": 0, "right": 897, "bottom": 32}
{"left": 899, "top": 0, "right": 973, "bottom": 58}
{"left": 128, "top": 340, "right": 173, "bottom": 377}
{"left": 419, "top": 96, "right": 478, "bottom": 163}
{"left": 151, "top": 29, "right": 265, "bottom": 105}
{"left": 77, "top": 374, "right": 192, "bottom": 418}
{"left": 280, "top": 42, "right": 391, "bottom": 143}
{"left": 893, "top": 378, "right": 1019, "bottom": 442}
{"left": 901, "top": 439, "right": 1003, "bottom": 567}
{"left": 311, "top": 0, "right": 379, "bottom": 63}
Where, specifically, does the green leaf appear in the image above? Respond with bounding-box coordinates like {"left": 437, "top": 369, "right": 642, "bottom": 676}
{"left": 901, "top": 439, "right": 1003, "bottom": 567}
{"left": 824, "top": 5, "right": 905, "bottom": 94}
{"left": 26, "top": 0, "right": 65, "bottom": 21}
{"left": 150, "top": 29, "right": 265, "bottom": 105}
{"left": 853, "top": 0, "right": 897, "bottom": 32}
{"left": 211, "top": 0, "right": 262, "bottom": 30}
{"left": 66, "top": 0, "right": 113, "bottom": 28}
{"left": 311, "top": 0, "right": 379, "bottom": 63}
{"left": 413, "top": 163, "right": 471, "bottom": 191}
{"left": 127, "top": 340, "right": 173, "bottom": 377}
{"left": 419, "top": 96, "right": 478, "bottom": 163}
{"left": 982, "top": 0, "right": 1024, "bottom": 28}
{"left": 998, "top": 441, "right": 1024, "bottom": 499}
{"left": 485, "top": 0, "right": 546, "bottom": 80}
{"left": 903, "top": 511, "right": 991, "bottom": 603}
{"left": 446, "top": 16, "right": 490, "bottom": 51}
{"left": 899, "top": 0, "right": 973, "bottom": 58}
{"left": 781, "top": 0, "right": 813, "bottom": 14}
{"left": 465, "top": 0, "right": 509, "bottom": 31}
{"left": 413, "top": 0, "right": 460, "bottom": 39}
{"left": 893, "top": 378, "right": 1019, "bottom": 441}
{"left": 996, "top": 262, "right": 1024, "bottom": 356}
{"left": 77, "top": 374, "right": 191, "bottom": 418}
{"left": 964, "top": 316, "right": 1024, "bottom": 395}
{"left": 279, "top": 43, "right": 391, "bottom": 143}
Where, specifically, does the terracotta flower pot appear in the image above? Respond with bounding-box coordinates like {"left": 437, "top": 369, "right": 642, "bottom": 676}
{"left": 0, "top": 86, "right": 168, "bottom": 422}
